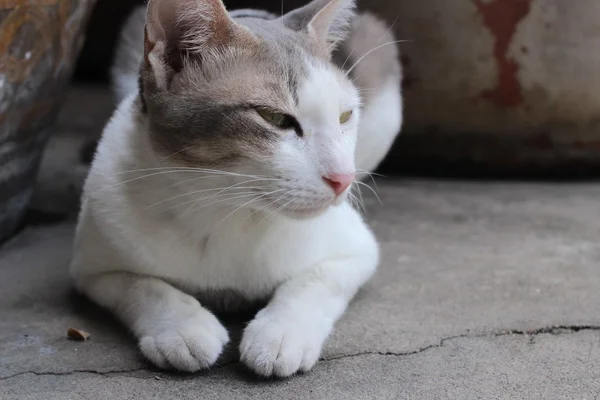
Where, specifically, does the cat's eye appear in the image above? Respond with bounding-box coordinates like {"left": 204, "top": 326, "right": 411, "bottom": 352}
{"left": 339, "top": 110, "right": 353, "bottom": 124}
{"left": 257, "top": 108, "right": 293, "bottom": 129}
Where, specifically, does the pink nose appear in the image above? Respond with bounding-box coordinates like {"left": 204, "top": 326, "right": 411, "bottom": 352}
{"left": 322, "top": 173, "right": 355, "bottom": 196}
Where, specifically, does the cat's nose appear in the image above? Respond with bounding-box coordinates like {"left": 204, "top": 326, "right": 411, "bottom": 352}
{"left": 323, "top": 173, "right": 355, "bottom": 196}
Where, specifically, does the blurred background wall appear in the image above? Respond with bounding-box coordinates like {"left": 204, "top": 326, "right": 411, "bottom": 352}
{"left": 74, "top": 0, "right": 600, "bottom": 177}
{"left": 0, "top": 0, "right": 96, "bottom": 242}
{"left": 365, "top": 0, "right": 600, "bottom": 178}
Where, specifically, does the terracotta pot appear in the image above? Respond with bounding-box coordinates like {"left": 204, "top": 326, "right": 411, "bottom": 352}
{"left": 0, "top": 0, "right": 95, "bottom": 242}
{"left": 365, "top": 0, "right": 600, "bottom": 176}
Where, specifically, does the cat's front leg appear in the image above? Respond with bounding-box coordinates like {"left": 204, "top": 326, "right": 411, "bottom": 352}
{"left": 240, "top": 252, "right": 378, "bottom": 377}
{"left": 75, "top": 272, "right": 229, "bottom": 371}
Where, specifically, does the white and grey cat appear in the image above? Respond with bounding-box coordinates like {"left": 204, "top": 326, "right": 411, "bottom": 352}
{"left": 70, "top": 0, "right": 402, "bottom": 377}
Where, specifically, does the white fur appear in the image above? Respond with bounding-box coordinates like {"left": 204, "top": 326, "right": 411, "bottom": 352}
{"left": 256, "top": 61, "right": 360, "bottom": 217}
{"left": 112, "top": 73, "right": 139, "bottom": 104}
{"left": 355, "top": 75, "right": 403, "bottom": 173}
{"left": 71, "top": 60, "right": 379, "bottom": 377}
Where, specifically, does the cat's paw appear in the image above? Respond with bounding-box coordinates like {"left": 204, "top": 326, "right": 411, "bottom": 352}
{"left": 138, "top": 310, "right": 229, "bottom": 372}
{"left": 240, "top": 310, "right": 326, "bottom": 377}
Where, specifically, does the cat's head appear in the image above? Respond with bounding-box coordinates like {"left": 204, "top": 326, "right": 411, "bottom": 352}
{"left": 141, "top": 0, "right": 360, "bottom": 219}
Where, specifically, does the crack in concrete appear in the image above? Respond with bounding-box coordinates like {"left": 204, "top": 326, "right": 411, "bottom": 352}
{"left": 1, "top": 367, "right": 148, "bottom": 381}
{"left": 2, "top": 325, "right": 599, "bottom": 381}
{"left": 322, "top": 325, "right": 600, "bottom": 362}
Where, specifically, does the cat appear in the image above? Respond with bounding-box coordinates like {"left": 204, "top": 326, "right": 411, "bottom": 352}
{"left": 70, "top": 0, "right": 402, "bottom": 377}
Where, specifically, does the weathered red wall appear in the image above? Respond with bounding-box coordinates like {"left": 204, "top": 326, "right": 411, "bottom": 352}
{"left": 367, "top": 0, "right": 600, "bottom": 176}
{"left": 74, "top": 0, "right": 600, "bottom": 176}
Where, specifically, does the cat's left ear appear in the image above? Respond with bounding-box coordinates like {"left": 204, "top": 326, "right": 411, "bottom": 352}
{"left": 282, "top": 0, "right": 356, "bottom": 53}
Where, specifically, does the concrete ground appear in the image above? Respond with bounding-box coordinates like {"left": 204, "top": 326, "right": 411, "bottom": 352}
{"left": 1, "top": 87, "right": 600, "bottom": 399}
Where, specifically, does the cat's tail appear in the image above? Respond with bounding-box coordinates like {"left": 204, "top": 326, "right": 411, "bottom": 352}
{"left": 337, "top": 13, "right": 403, "bottom": 175}
{"left": 111, "top": 6, "right": 146, "bottom": 104}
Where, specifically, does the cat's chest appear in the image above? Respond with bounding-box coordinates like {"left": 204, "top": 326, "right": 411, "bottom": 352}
{"left": 146, "top": 206, "right": 350, "bottom": 299}
{"left": 162, "top": 219, "right": 314, "bottom": 297}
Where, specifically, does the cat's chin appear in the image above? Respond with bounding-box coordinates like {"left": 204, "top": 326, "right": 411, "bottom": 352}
{"left": 281, "top": 206, "right": 330, "bottom": 220}
{"left": 280, "top": 199, "right": 352, "bottom": 220}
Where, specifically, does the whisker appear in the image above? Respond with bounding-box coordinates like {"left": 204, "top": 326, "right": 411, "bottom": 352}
{"left": 102, "top": 167, "right": 192, "bottom": 176}
{"left": 167, "top": 175, "right": 281, "bottom": 192}
{"left": 268, "top": 196, "right": 296, "bottom": 221}
{"left": 160, "top": 174, "right": 221, "bottom": 190}
{"left": 106, "top": 167, "right": 236, "bottom": 176}
{"left": 107, "top": 166, "right": 268, "bottom": 179}
{"left": 182, "top": 177, "right": 281, "bottom": 213}
{"left": 342, "top": 15, "right": 399, "bottom": 72}
{"left": 214, "top": 192, "right": 273, "bottom": 227}
{"left": 347, "top": 192, "right": 355, "bottom": 209}
{"left": 292, "top": 198, "right": 303, "bottom": 212}
{"left": 135, "top": 176, "right": 273, "bottom": 215}
{"left": 96, "top": 170, "right": 211, "bottom": 193}
{"left": 357, "top": 169, "right": 386, "bottom": 178}
{"left": 348, "top": 191, "right": 365, "bottom": 214}
{"left": 355, "top": 182, "right": 367, "bottom": 213}
{"left": 354, "top": 180, "right": 382, "bottom": 205}
{"left": 244, "top": 188, "right": 288, "bottom": 220}
{"left": 245, "top": 190, "right": 287, "bottom": 220}
{"left": 352, "top": 193, "right": 362, "bottom": 213}
{"left": 258, "top": 192, "right": 291, "bottom": 224}
{"left": 346, "top": 40, "right": 410, "bottom": 75}
{"left": 133, "top": 185, "right": 264, "bottom": 216}
{"left": 175, "top": 180, "right": 264, "bottom": 216}
{"left": 181, "top": 192, "right": 261, "bottom": 218}
{"left": 172, "top": 191, "right": 258, "bottom": 212}
{"left": 157, "top": 144, "right": 197, "bottom": 163}
{"left": 356, "top": 169, "right": 381, "bottom": 192}
{"left": 356, "top": 87, "right": 378, "bottom": 94}
{"left": 97, "top": 168, "right": 274, "bottom": 193}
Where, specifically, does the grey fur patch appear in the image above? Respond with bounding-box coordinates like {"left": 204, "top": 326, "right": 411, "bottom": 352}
{"left": 145, "top": 91, "right": 278, "bottom": 165}
{"left": 137, "top": 5, "right": 318, "bottom": 167}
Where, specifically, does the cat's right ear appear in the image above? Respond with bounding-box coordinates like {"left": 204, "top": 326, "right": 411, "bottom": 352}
{"left": 281, "top": 0, "right": 355, "bottom": 55}
{"left": 143, "top": 0, "right": 258, "bottom": 90}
